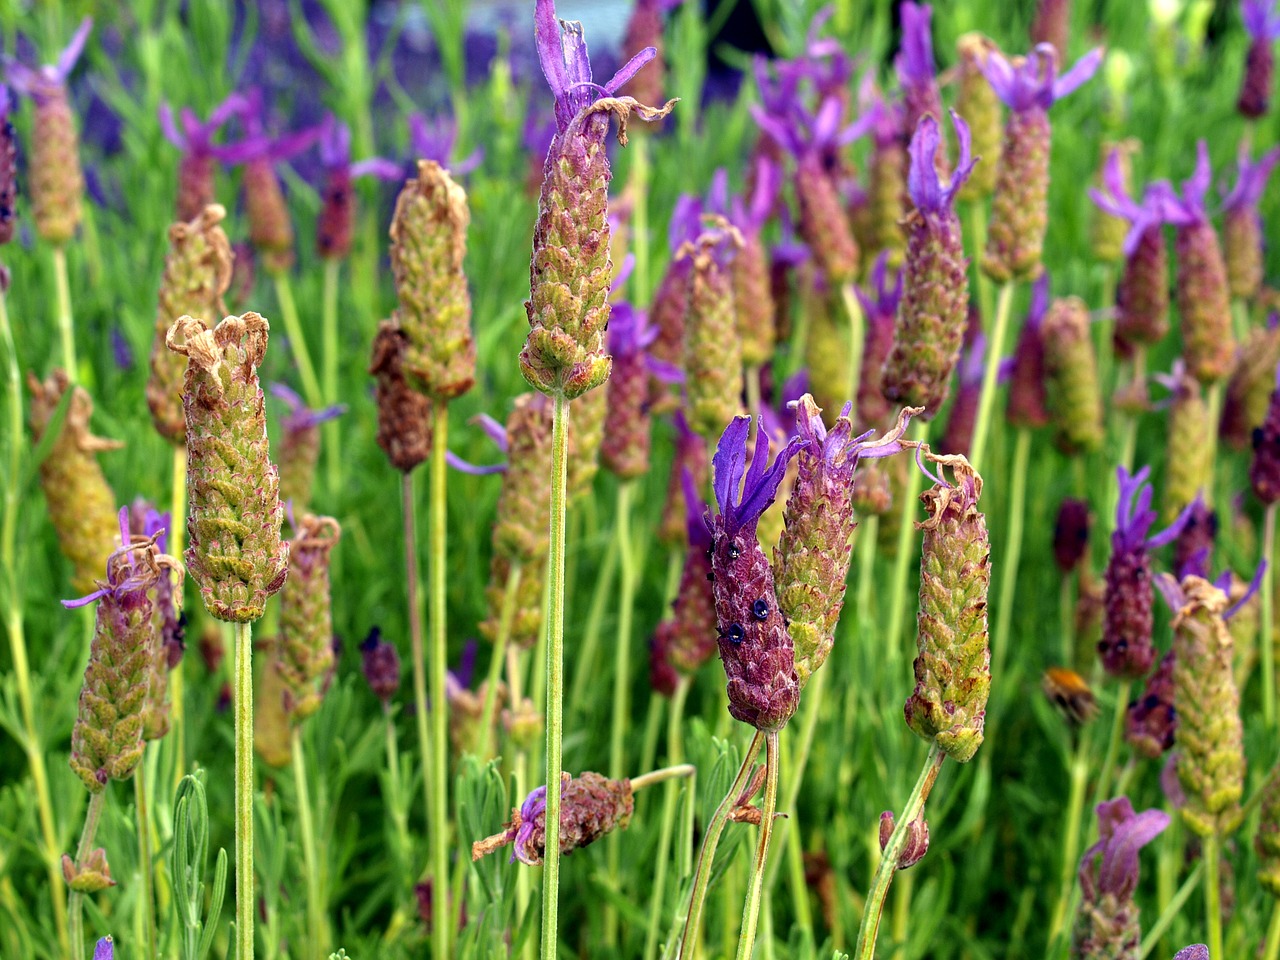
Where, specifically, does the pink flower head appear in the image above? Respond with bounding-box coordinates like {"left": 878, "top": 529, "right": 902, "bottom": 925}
{"left": 6, "top": 17, "right": 92, "bottom": 105}
{"left": 1088, "top": 147, "right": 1177, "bottom": 257}
{"left": 159, "top": 92, "right": 248, "bottom": 162}
{"left": 1078, "top": 797, "right": 1169, "bottom": 903}
{"left": 1113, "top": 465, "right": 1193, "bottom": 555}
{"left": 1222, "top": 144, "right": 1280, "bottom": 215}
{"left": 408, "top": 113, "right": 483, "bottom": 177}
{"left": 979, "top": 43, "right": 1103, "bottom": 113}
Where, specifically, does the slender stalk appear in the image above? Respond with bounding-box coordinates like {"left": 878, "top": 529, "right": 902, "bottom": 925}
{"left": 53, "top": 245, "right": 77, "bottom": 382}
{"left": 569, "top": 533, "right": 619, "bottom": 714}
{"left": 629, "top": 764, "right": 697, "bottom": 792}
{"left": 1, "top": 286, "right": 69, "bottom": 954}
{"left": 1091, "top": 681, "right": 1131, "bottom": 812}
{"left": 840, "top": 282, "right": 865, "bottom": 409}
{"left": 745, "top": 364, "right": 763, "bottom": 423}
{"left": 403, "top": 471, "right": 431, "bottom": 831}
{"left": 1094, "top": 267, "right": 1118, "bottom": 405}
{"left": 170, "top": 445, "right": 188, "bottom": 785}
{"left": 992, "top": 428, "right": 1031, "bottom": 682}
{"left": 735, "top": 732, "right": 781, "bottom": 960}
{"left": 969, "top": 201, "right": 993, "bottom": 326}
{"left": 68, "top": 787, "right": 108, "bottom": 960}
{"left": 856, "top": 516, "right": 879, "bottom": 626}
{"left": 1047, "top": 725, "right": 1093, "bottom": 945}
{"left": 969, "top": 281, "right": 1016, "bottom": 473}
{"left": 764, "top": 666, "right": 828, "bottom": 897}
{"left": 477, "top": 564, "right": 522, "bottom": 759}
{"left": 291, "top": 727, "right": 327, "bottom": 956}
{"left": 1059, "top": 576, "right": 1076, "bottom": 668}
{"left": 1136, "top": 860, "right": 1202, "bottom": 960}
{"left": 1206, "top": 382, "right": 1224, "bottom": 513}
{"left": 631, "top": 135, "right": 652, "bottom": 304}
{"left": 885, "top": 420, "right": 931, "bottom": 665}
{"left": 678, "top": 729, "right": 765, "bottom": 959}
{"left": 541, "top": 391, "right": 572, "bottom": 960}
{"left": 1263, "top": 894, "right": 1280, "bottom": 960}
{"left": 383, "top": 706, "right": 411, "bottom": 874}
{"left": 604, "top": 481, "right": 637, "bottom": 946}
{"left": 1204, "top": 832, "right": 1223, "bottom": 960}
{"left": 853, "top": 743, "right": 945, "bottom": 960}
{"left": 890, "top": 871, "right": 914, "bottom": 960}
{"left": 135, "top": 759, "right": 158, "bottom": 960}
{"left": 271, "top": 272, "right": 323, "bottom": 410}
{"left": 643, "top": 677, "right": 692, "bottom": 960}
{"left": 321, "top": 258, "right": 342, "bottom": 495}
{"left": 429, "top": 400, "right": 451, "bottom": 960}
{"left": 234, "top": 620, "right": 255, "bottom": 960}
{"left": 1264, "top": 502, "right": 1277, "bottom": 729}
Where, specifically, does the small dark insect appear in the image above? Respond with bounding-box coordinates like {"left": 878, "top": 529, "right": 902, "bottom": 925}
{"left": 1041, "top": 667, "right": 1099, "bottom": 726}
{"left": 752, "top": 599, "right": 769, "bottom": 621}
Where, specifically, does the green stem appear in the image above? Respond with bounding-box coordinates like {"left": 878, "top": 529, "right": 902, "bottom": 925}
{"left": 631, "top": 135, "right": 652, "bottom": 304}
{"left": 1091, "top": 681, "right": 1131, "bottom": 812}
{"left": 541, "top": 390, "right": 571, "bottom": 960}
{"left": 1047, "top": 726, "right": 1093, "bottom": 946}
{"left": 430, "top": 401, "right": 451, "bottom": 960}
{"left": 135, "top": 759, "right": 157, "bottom": 960}
{"left": 853, "top": 743, "right": 945, "bottom": 960}
{"left": 1095, "top": 267, "right": 1118, "bottom": 405}
{"left": 890, "top": 870, "right": 914, "bottom": 960}
{"left": 629, "top": 763, "right": 697, "bottom": 793}
{"left": 885, "top": 420, "right": 931, "bottom": 665}
{"left": 841, "top": 282, "right": 865, "bottom": 409}
{"left": 234, "top": 620, "right": 255, "bottom": 960}
{"left": 569, "top": 534, "right": 619, "bottom": 714}
{"left": 170, "top": 445, "right": 188, "bottom": 786}
{"left": 643, "top": 677, "right": 692, "bottom": 960}
{"left": 403, "top": 470, "right": 430, "bottom": 834}
{"left": 271, "top": 272, "right": 323, "bottom": 411}
{"left": 678, "top": 730, "right": 765, "bottom": 959}
{"left": 969, "top": 201, "right": 993, "bottom": 327}
{"left": 1262, "top": 893, "right": 1280, "bottom": 960}
{"left": 1264, "top": 502, "right": 1276, "bottom": 729}
{"left": 1060, "top": 575, "right": 1076, "bottom": 669}
{"left": 1204, "top": 832, "right": 1223, "bottom": 960}
{"left": 321, "top": 257, "right": 341, "bottom": 496}
{"left": 734, "top": 732, "right": 781, "bottom": 960}
{"left": 68, "top": 787, "right": 108, "bottom": 960}
{"left": 1136, "top": 860, "right": 1202, "bottom": 960}
{"left": 604, "top": 481, "right": 637, "bottom": 946}
{"left": 477, "top": 564, "right": 522, "bottom": 760}
{"left": 507, "top": 646, "right": 534, "bottom": 960}
{"left": 1, "top": 285, "right": 69, "bottom": 955}
{"left": 1232, "top": 296, "right": 1251, "bottom": 343}
{"left": 383, "top": 706, "right": 411, "bottom": 880}
{"left": 291, "top": 727, "right": 326, "bottom": 955}
{"left": 53, "top": 245, "right": 77, "bottom": 382}
{"left": 969, "top": 281, "right": 1016, "bottom": 474}
{"left": 992, "top": 428, "right": 1030, "bottom": 683}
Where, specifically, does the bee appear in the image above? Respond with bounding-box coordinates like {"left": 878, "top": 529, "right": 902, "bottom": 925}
{"left": 1041, "top": 666, "right": 1099, "bottom": 725}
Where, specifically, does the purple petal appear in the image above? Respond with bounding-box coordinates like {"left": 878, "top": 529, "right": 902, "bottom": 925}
{"left": 534, "top": 0, "right": 573, "bottom": 102}
{"left": 712, "top": 416, "right": 752, "bottom": 518}
{"left": 55, "top": 18, "right": 93, "bottom": 82}
{"left": 1225, "top": 560, "right": 1267, "bottom": 620}
{"left": 1154, "top": 572, "right": 1186, "bottom": 613}
{"left": 473, "top": 414, "right": 510, "bottom": 453}
{"left": 158, "top": 102, "right": 186, "bottom": 150}
{"left": 603, "top": 46, "right": 658, "bottom": 96}
{"left": 446, "top": 451, "right": 506, "bottom": 476}
{"left": 1052, "top": 47, "right": 1104, "bottom": 101}
{"left": 351, "top": 157, "right": 405, "bottom": 181}
{"left": 93, "top": 937, "right": 114, "bottom": 960}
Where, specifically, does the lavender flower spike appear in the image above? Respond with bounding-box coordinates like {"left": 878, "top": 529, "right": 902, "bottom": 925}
{"left": 1221, "top": 145, "right": 1280, "bottom": 299}
{"left": 1101, "top": 466, "right": 1194, "bottom": 678}
{"left": 94, "top": 937, "right": 113, "bottom": 960}
{"left": 1074, "top": 798, "right": 1170, "bottom": 960}
{"left": 896, "top": 3, "right": 946, "bottom": 157}
{"left": 315, "top": 115, "right": 401, "bottom": 261}
{"left": 270, "top": 382, "right": 345, "bottom": 513}
{"left": 1239, "top": 0, "right": 1280, "bottom": 118}
{"left": 980, "top": 43, "right": 1103, "bottom": 281}
{"left": 708, "top": 417, "right": 803, "bottom": 732}
{"left": 883, "top": 111, "right": 978, "bottom": 418}
{"left": 159, "top": 92, "right": 248, "bottom": 220}
{"left": 521, "top": 0, "right": 675, "bottom": 399}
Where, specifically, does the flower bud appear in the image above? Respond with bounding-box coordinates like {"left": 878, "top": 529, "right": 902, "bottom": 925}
{"left": 879, "top": 811, "right": 931, "bottom": 869}
{"left": 904, "top": 453, "right": 990, "bottom": 762}
{"left": 473, "top": 771, "right": 634, "bottom": 864}
{"left": 390, "top": 160, "right": 477, "bottom": 401}
{"left": 1221, "top": 326, "right": 1280, "bottom": 450}
{"left": 1042, "top": 296, "right": 1103, "bottom": 454}
{"left": 242, "top": 157, "right": 295, "bottom": 274}
{"left": 1238, "top": 0, "right": 1280, "bottom": 120}
{"left": 360, "top": 627, "right": 402, "bottom": 705}
{"left": 684, "top": 227, "right": 745, "bottom": 444}
{"left": 276, "top": 515, "right": 340, "bottom": 724}
{"left": 147, "top": 205, "right": 233, "bottom": 446}
{"left": 63, "top": 848, "right": 114, "bottom": 893}
{"left": 1159, "top": 364, "right": 1212, "bottom": 522}
{"left": 955, "top": 34, "right": 1003, "bottom": 203}
{"left": 1126, "top": 651, "right": 1176, "bottom": 758}
{"left": 369, "top": 321, "right": 433, "bottom": 473}
{"left": 28, "top": 371, "right": 122, "bottom": 595}
{"left": 167, "top": 313, "right": 289, "bottom": 622}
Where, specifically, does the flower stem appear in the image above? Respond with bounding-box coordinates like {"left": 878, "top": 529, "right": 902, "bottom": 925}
{"left": 477, "top": 563, "right": 522, "bottom": 759}
{"left": 1264, "top": 501, "right": 1277, "bottom": 729}
{"left": 969, "top": 280, "right": 1016, "bottom": 473}
{"left": 856, "top": 516, "right": 879, "bottom": 625}
{"left": 885, "top": 420, "right": 931, "bottom": 664}
{"left": 507, "top": 645, "right": 534, "bottom": 960}
{"left": 291, "top": 726, "right": 327, "bottom": 956}
{"left": 271, "top": 272, "right": 323, "bottom": 411}
{"left": 321, "top": 257, "right": 342, "bottom": 496}
{"left": 403, "top": 470, "right": 431, "bottom": 835}
{"left": 569, "top": 533, "right": 619, "bottom": 715}
{"left": 170, "top": 444, "right": 188, "bottom": 785}
{"left": 1204, "top": 831, "right": 1223, "bottom": 960}
{"left": 643, "top": 676, "right": 692, "bottom": 960}
{"left": 992, "top": 427, "right": 1030, "bottom": 684}
{"left": 1047, "top": 724, "right": 1093, "bottom": 946}
{"left": 1091, "top": 681, "right": 1131, "bottom": 813}
{"left": 1263, "top": 891, "right": 1280, "bottom": 960}
{"left": 605, "top": 480, "right": 636, "bottom": 946}
{"left": 234, "top": 619, "right": 255, "bottom": 960}
{"left": 541, "top": 390, "right": 572, "bottom": 960}
{"left": 53, "top": 245, "right": 77, "bottom": 383}
{"left": 735, "top": 731, "right": 781, "bottom": 960}
{"left": 629, "top": 763, "right": 697, "bottom": 792}
{"left": 1136, "top": 860, "right": 1202, "bottom": 960}
{"left": 0, "top": 289, "right": 70, "bottom": 955}
{"left": 853, "top": 743, "right": 945, "bottom": 960}
{"left": 383, "top": 705, "right": 411, "bottom": 881}
{"left": 841, "top": 282, "right": 865, "bottom": 409}
{"left": 430, "top": 400, "right": 451, "bottom": 960}
{"left": 678, "top": 729, "right": 765, "bottom": 959}
{"left": 134, "top": 758, "right": 158, "bottom": 960}
{"left": 68, "top": 787, "right": 108, "bottom": 960}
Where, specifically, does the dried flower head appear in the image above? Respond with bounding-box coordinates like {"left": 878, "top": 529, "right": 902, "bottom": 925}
{"left": 369, "top": 321, "right": 433, "bottom": 473}
{"left": 276, "top": 515, "right": 340, "bottom": 724}
{"left": 904, "top": 451, "right": 990, "bottom": 763}
{"left": 167, "top": 312, "right": 289, "bottom": 622}
{"left": 389, "top": 159, "right": 476, "bottom": 401}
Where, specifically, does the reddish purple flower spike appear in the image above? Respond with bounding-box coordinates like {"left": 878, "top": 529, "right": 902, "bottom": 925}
{"left": 535, "top": 0, "right": 658, "bottom": 134}
{"left": 895, "top": 2, "right": 938, "bottom": 90}
{"left": 1245, "top": 0, "right": 1280, "bottom": 38}
{"left": 1222, "top": 144, "right": 1280, "bottom": 214}
{"left": 408, "top": 113, "right": 483, "bottom": 177}
{"left": 159, "top": 93, "right": 247, "bottom": 159}
{"left": 1078, "top": 797, "right": 1169, "bottom": 903}
{"left": 907, "top": 111, "right": 977, "bottom": 219}
{"left": 1163, "top": 141, "right": 1214, "bottom": 226}
{"left": 1113, "top": 466, "right": 1192, "bottom": 555}
{"left": 1173, "top": 948, "right": 1209, "bottom": 960}
{"left": 269, "top": 383, "right": 346, "bottom": 433}
{"left": 317, "top": 116, "right": 401, "bottom": 182}
{"left": 710, "top": 416, "right": 802, "bottom": 540}
{"left": 979, "top": 43, "right": 1103, "bottom": 113}
{"left": 1089, "top": 150, "right": 1176, "bottom": 257}
{"left": 360, "top": 627, "right": 402, "bottom": 703}
{"left": 6, "top": 16, "right": 91, "bottom": 103}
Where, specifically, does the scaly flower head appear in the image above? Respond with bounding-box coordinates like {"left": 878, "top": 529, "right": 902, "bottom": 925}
{"left": 896, "top": 2, "right": 946, "bottom": 150}
{"left": 360, "top": 627, "right": 402, "bottom": 705}
{"left": 856, "top": 252, "right": 904, "bottom": 426}
{"left": 1007, "top": 274, "right": 1052, "bottom": 428}
{"left": 1239, "top": 0, "right": 1280, "bottom": 117}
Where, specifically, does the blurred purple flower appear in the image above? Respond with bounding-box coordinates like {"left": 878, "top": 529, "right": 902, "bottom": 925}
{"left": 1078, "top": 796, "right": 1169, "bottom": 902}
{"left": 110, "top": 328, "right": 133, "bottom": 372}
{"left": 1088, "top": 147, "right": 1176, "bottom": 257}
{"left": 512, "top": 783, "right": 549, "bottom": 864}
{"left": 6, "top": 16, "right": 92, "bottom": 104}
{"left": 408, "top": 113, "right": 483, "bottom": 177}
{"left": 318, "top": 115, "right": 400, "bottom": 182}
{"left": 979, "top": 43, "right": 1103, "bottom": 113}
{"left": 158, "top": 93, "right": 247, "bottom": 162}
{"left": 908, "top": 111, "right": 978, "bottom": 219}
{"left": 1244, "top": 0, "right": 1280, "bottom": 39}
{"left": 93, "top": 937, "right": 113, "bottom": 960}
{"left": 1222, "top": 144, "right": 1280, "bottom": 215}
{"left": 1161, "top": 140, "right": 1214, "bottom": 226}
{"left": 269, "top": 383, "right": 345, "bottom": 434}
{"left": 1113, "top": 465, "right": 1192, "bottom": 555}
{"left": 215, "top": 88, "right": 323, "bottom": 167}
